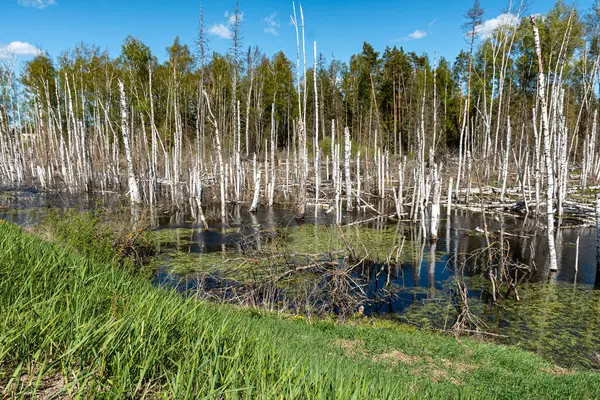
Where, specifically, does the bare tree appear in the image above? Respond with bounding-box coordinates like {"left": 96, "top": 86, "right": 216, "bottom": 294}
{"left": 531, "top": 16, "right": 558, "bottom": 273}
{"left": 118, "top": 80, "right": 141, "bottom": 204}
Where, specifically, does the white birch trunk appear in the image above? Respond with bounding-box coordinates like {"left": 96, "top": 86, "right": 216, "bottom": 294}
{"left": 149, "top": 65, "right": 158, "bottom": 204}
{"left": 344, "top": 127, "right": 352, "bottom": 211}
{"left": 249, "top": 153, "right": 261, "bottom": 212}
{"left": 531, "top": 16, "right": 558, "bottom": 272}
{"left": 314, "top": 42, "right": 320, "bottom": 212}
{"left": 532, "top": 108, "right": 541, "bottom": 213}
{"left": 447, "top": 177, "right": 453, "bottom": 217}
{"left": 335, "top": 143, "right": 342, "bottom": 224}
{"left": 500, "top": 116, "right": 511, "bottom": 203}
{"left": 356, "top": 151, "right": 361, "bottom": 208}
{"left": 203, "top": 89, "right": 226, "bottom": 221}
{"left": 118, "top": 81, "right": 142, "bottom": 204}
{"left": 430, "top": 164, "right": 441, "bottom": 240}
{"left": 269, "top": 104, "right": 276, "bottom": 206}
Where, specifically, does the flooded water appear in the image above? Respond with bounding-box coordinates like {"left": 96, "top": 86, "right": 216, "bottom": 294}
{"left": 147, "top": 201, "right": 600, "bottom": 370}
{"left": 1, "top": 189, "right": 599, "bottom": 370}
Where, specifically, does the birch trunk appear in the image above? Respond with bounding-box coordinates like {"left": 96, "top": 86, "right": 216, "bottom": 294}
{"left": 269, "top": 103, "right": 276, "bottom": 206}
{"left": 447, "top": 177, "right": 453, "bottom": 217}
{"left": 203, "top": 89, "right": 227, "bottom": 221}
{"left": 314, "top": 42, "right": 320, "bottom": 212}
{"left": 430, "top": 164, "right": 441, "bottom": 240}
{"left": 356, "top": 151, "right": 361, "bottom": 208}
{"left": 249, "top": 153, "right": 261, "bottom": 212}
{"left": 532, "top": 108, "right": 541, "bottom": 213}
{"left": 500, "top": 116, "right": 511, "bottom": 203}
{"left": 149, "top": 65, "right": 158, "bottom": 204}
{"left": 531, "top": 16, "right": 558, "bottom": 272}
{"left": 344, "top": 127, "right": 352, "bottom": 211}
{"left": 118, "top": 80, "right": 141, "bottom": 204}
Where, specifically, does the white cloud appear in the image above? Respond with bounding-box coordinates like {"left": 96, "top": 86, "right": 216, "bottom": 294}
{"left": 393, "top": 29, "right": 427, "bottom": 42}
{"left": 208, "top": 23, "right": 232, "bottom": 39}
{"left": 475, "top": 13, "right": 519, "bottom": 39}
{"left": 17, "top": 0, "right": 55, "bottom": 9}
{"left": 408, "top": 30, "right": 427, "bottom": 39}
{"left": 0, "top": 41, "right": 42, "bottom": 58}
{"left": 264, "top": 27, "right": 278, "bottom": 36}
{"left": 264, "top": 13, "right": 280, "bottom": 36}
{"left": 209, "top": 9, "right": 242, "bottom": 39}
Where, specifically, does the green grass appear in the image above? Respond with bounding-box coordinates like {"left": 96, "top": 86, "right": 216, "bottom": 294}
{"left": 262, "top": 223, "right": 419, "bottom": 262}
{"left": 1, "top": 221, "right": 599, "bottom": 398}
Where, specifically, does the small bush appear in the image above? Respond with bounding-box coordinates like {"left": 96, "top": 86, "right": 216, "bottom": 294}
{"left": 40, "top": 208, "right": 150, "bottom": 269}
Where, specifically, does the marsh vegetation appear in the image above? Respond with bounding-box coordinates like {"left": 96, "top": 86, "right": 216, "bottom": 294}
{"left": 2, "top": 0, "right": 600, "bottom": 396}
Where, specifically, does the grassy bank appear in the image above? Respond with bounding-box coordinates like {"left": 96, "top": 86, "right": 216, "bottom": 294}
{"left": 0, "top": 221, "right": 599, "bottom": 399}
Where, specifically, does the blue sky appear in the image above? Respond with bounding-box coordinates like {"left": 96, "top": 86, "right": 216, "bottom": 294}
{"left": 0, "top": 0, "right": 596, "bottom": 68}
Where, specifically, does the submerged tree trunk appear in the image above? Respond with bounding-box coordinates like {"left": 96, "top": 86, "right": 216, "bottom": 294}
{"left": 118, "top": 80, "right": 141, "bottom": 204}
{"left": 531, "top": 16, "right": 558, "bottom": 272}
{"left": 292, "top": 3, "right": 307, "bottom": 219}
{"left": 430, "top": 164, "right": 441, "bottom": 240}
{"left": 344, "top": 127, "right": 352, "bottom": 211}
{"left": 249, "top": 153, "right": 261, "bottom": 213}
{"left": 500, "top": 116, "right": 511, "bottom": 203}
{"left": 203, "top": 89, "right": 227, "bottom": 221}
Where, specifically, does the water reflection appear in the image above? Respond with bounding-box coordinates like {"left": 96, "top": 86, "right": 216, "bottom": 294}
{"left": 3, "top": 190, "right": 599, "bottom": 289}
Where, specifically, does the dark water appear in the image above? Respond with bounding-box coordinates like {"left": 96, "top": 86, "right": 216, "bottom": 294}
{"left": 148, "top": 206, "right": 599, "bottom": 303}
{"left": 361, "top": 212, "right": 599, "bottom": 313}
{"left": 144, "top": 202, "right": 600, "bottom": 369}
{"left": 1, "top": 189, "right": 599, "bottom": 370}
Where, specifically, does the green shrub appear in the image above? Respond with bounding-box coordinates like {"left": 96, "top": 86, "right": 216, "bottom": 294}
{"left": 39, "top": 209, "right": 150, "bottom": 269}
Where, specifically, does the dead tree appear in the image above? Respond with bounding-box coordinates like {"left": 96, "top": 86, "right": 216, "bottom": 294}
{"left": 531, "top": 16, "right": 558, "bottom": 272}
{"left": 118, "top": 80, "right": 141, "bottom": 204}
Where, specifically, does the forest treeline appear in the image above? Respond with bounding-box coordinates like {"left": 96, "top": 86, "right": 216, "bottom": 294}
{"left": 4, "top": 0, "right": 598, "bottom": 158}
